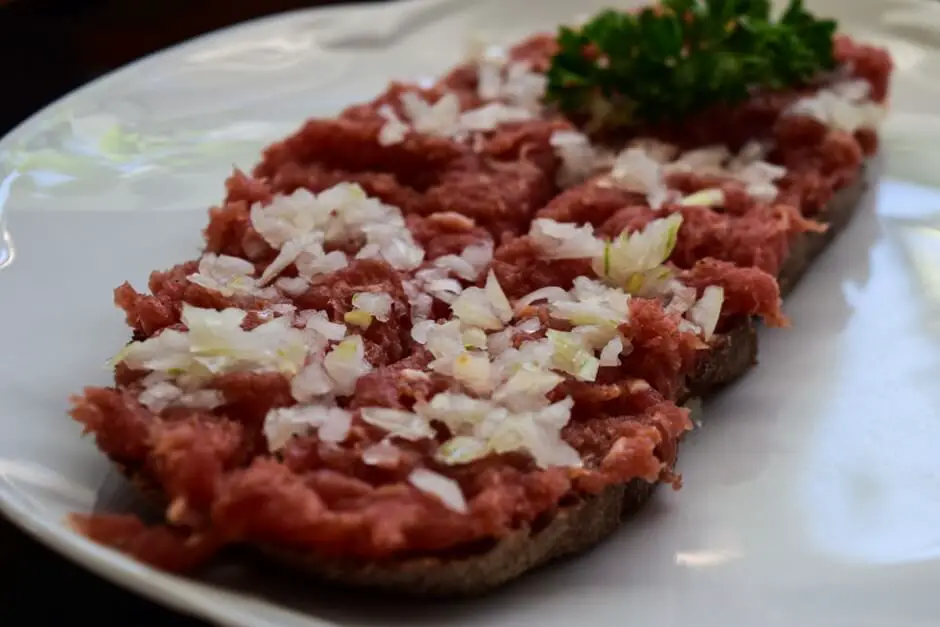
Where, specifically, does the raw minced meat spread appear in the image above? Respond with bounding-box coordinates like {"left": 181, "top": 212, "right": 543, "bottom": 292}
{"left": 69, "top": 18, "right": 892, "bottom": 572}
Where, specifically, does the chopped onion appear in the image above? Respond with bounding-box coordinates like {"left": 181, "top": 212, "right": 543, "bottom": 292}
{"left": 452, "top": 352, "right": 493, "bottom": 394}
{"left": 425, "top": 320, "right": 465, "bottom": 365}
{"left": 304, "top": 311, "right": 347, "bottom": 342}
{"left": 599, "top": 336, "right": 624, "bottom": 367}
{"left": 178, "top": 389, "right": 225, "bottom": 410}
{"left": 492, "top": 367, "right": 562, "bottom": 412}
{"left": 547, "top": 329, "right": 600, "bottom": 381}
{"left": 592, "top": 213, "right": 682, "bottom": 294}
{"left": 483, "top": 399, "right": 582, "bottom": 468}
{"left": 735, "top": 140, "right": 767, "bottom": 164}
{"left": 680, "top": 188, "right": 725, "bottom": 208}
{"left": 187, "top": 254, "right": 274, "bottom": 299}
{"left": 609, "top": 146, "right": 671, "bottom": 209}
{"left": 346, "top": 291, "right": 394, "bottom": 328}
{"left": 323, "top": 335, "right": 372, "bottom": 396}
{"left": 664, "top": 282, "right": 699, "bottom": 317}
{"left": 359, "top": 407, "right": 435, "bottom": 441}
{"left": 357, "top": 223, "right": 426, "bottom": 271}
{"left": 529, "top": 218, "right": 603, "bottom": 260}
{"left": 433, "top": 256, "right": 477, "bottom": 282}
{"left": 551, "top": 299, "right": 627, "bottom": 327}
{"left": 259, "top": 232, "right": 322, "bottom": 284}
{"left": 501, "top": 61, "right": 548, "bottom": 111}
{"left": 138, "top": 381, "right": 182, "bottom": 413}
{"left": 516, "top": 317, "right": 542, "bottom": 334}
{"left": 452, "top": 284, "right": 505, "bottom": 330}
{"left": 275, "top": 276, "right": 310, "bottom": 297}
{"left": 401, "top": 368, "right": 431, "bottom": 382}
{"left": 411, "top": 319, "right": 438, "bottom": 345}
{"left": 297, "top": 249, "right": 348, "bottom": 279}
{"left": 550, "top": 130, "right": 598, "bottom": 188}
{"left": 403, "top": 280, "right": 433, "bottom": 322}
{"left": 668, "top": 145, "right": 730, "bottom": 175}
{"left": 362, "top": 440, "right": 401, "bottom": 466}
{"left": 425, "top": 278, "right": 464, "bottom": 304}
{"left": 459, "top": 103, "right": 532, "bottom": 132}
{"left": 116, "top": 305, "right": 308, "bottom": 380}
{"left": 408, "top": 468, "right": 468, "bottom": 514}
{"left": 788, "top": 81, "right": 886, "bottom": 133}
{"left": 249, "top": 182, "right": 420, "bottom": 279}
{"left": 517, "top": 286, "right": 571, "bottom": 309}
{"left": 485, "top": 270, "right": 513, "bottom": 324}
{"left": 290, "top": 361, "right": 334, "bottom": 402}
{"left": 461, "top": 239, "right": 494, "bottom": 277}
{"left": 400, "top": 91, "right": 462, "bottom": 137}
{"left": 486, "top": 328, "right": 514, "bottom": 355}
{"left": 686, "top": 285, "right": 724, "bottom": 341}
{"left": 250, "top": 188, "right": 320, "bottom": 250}
{"left": 378, "top": 104, "right": 410, "bottom": 146}
{"left": 432, "top": 238, "right": 493, "bottom": 282}
{"left": 263, "top": 405, "right": 352, "bottom": 451}
{"left": 419, "top": 392, "right": 498, "bottom": 435}
{"left": 461, "top": 327, "right": 488, "bottom": 350}
{"left": 435, "top": 436, "right": 488, "bottom": 465}
{"left": 745, "top": 182, "right": 780, "bottom": 203}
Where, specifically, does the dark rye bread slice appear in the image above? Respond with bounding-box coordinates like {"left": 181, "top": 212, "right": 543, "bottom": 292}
{"left": 247, "top": 167, "right": 873, "bottom": 597}
{"left": 777, "top": 164, "right": 870, "bottom": 298}
{"left": 111, "top": 165, "right": 870, "bottom": 597}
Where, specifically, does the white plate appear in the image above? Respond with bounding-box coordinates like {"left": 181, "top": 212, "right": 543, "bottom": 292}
{"left": 2, "top": 0, "right": 940, "bottom": 625}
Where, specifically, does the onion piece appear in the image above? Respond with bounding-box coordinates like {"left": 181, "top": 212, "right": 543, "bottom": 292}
{"left": 323, "top": 335, "right": 372, "bottom": 396}
{"left": 608, "top": 146, "right": 673, "bottom": 209}
{"left": 529, "top": 218, "right": 604, "bottom": 260}
{"left": 290, "top": 361, "right": 334, "bottom": 402}
{"left": 485, "top": 270, "right": 514, "bottom": 324}
{"left": 360, "top": 407, "right": 435, "bottom": 441}
{"left": 408, "top": 468, "right": 468, "bottom": 514}
{"left": 517, "top": 286, "right": 572, "bottom": 309}
{"left": 263, "top": 405, "right": 352, "bottom": 451}
{"left": 547, "top": 329, "right": 600, "bottom": 381}
{"left": 680, "top": 188, "right": 725, "bottom": 208}
{"left": 453, "top": 352, "right": 493, "bottom": 394}
{"left": 592, "top": 213, "right": 682, "bottom": 295}
{"left": 304, "top": 311, "right": 347, "bottom": 341}
{"left": 362, "top": 440, "right": 401, "bottom": 466}
{"left": 436, "top": 436, "right": 488, "bottom": 465}
{"left": 115, "top": 305, "right": 308, "bottom": 380}
{"left": 378, "top": 104, "right": 410, "bottom": 146}
{"left": 599, "top": 336, "right": 624, "bottom": 367}
{"left": 492, "top": 367, "right": 563, "bottom": 412}
{"left": 687, "top": 285, "right": 724, "bottom": 340}
{"left": 550, "top": 130, "right": 599, "bottom": 188}
{"left": 187, "top": 254, "right": 275, "bottom": 299}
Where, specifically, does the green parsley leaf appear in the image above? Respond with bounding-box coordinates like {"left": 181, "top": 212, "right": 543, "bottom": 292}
{"left": 544, "top": 0, "right": 838, "bottom": 129}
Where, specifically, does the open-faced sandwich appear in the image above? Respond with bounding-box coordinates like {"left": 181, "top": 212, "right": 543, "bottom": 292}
{"left": 68, "top": 0, "right": 893, "bottom": 596}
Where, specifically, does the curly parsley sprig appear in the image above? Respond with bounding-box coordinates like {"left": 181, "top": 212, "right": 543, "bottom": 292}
{"left": 545, "top": 0, "right": 838, "bottom": 128}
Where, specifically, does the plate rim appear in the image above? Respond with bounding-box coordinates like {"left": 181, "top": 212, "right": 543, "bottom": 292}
{"left": 1, "top": 0, "right": 938, "bottom": 625}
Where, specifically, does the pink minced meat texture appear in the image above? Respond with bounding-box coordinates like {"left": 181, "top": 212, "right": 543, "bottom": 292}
{"left": 70, "top": 327, "right": 693, "bottom": 564}
{"left": 69, "top": 30, "right": 892, "bottom": 573}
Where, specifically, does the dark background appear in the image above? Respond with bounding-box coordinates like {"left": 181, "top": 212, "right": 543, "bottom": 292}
{"left": 0, "top": 0, "right": 361, "bottom": 134}
{"left": 0, "top": 1, "right": 380, "bottom": 624}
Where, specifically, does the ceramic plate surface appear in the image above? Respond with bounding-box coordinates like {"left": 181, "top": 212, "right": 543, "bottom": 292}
{"left": 2, "top": 0, "right": 940, "bottom": 625}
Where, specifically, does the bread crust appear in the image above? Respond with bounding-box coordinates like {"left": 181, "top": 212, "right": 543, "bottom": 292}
{"left": 117, "top": 166, "right": 870, "bottom": 597}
